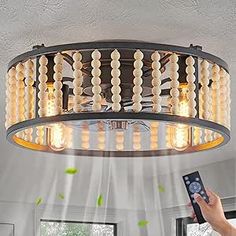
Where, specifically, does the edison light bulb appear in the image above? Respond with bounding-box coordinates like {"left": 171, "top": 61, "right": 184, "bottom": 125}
{"left": 170, "top": 87, "right": 191, "bottom": 151}
{"left": 46, "top": 83, "right": 66, "bottom": 151}
{"left": 47, "top": 123, "right": 66, "bottom": 151}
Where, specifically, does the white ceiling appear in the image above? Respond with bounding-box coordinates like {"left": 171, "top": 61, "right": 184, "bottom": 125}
{"left": 0, "top": 0, "right": 236, "bottom": 208}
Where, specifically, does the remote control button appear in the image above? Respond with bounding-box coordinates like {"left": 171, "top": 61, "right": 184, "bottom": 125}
{"left": 186, "top": 181, "right": 190, "bottom": 185}
{"left": 184, "top": 177, "right": 189, "bottom": 181}
{"left": 195, "top": 177, "right": 200, "bottom": 181}
{"left": 203, "top": 196, "right": 207, "bottom": 200}
{"left": 200, "top": 191, "right": 205, "bottom": 195}
{"left": 189, "top": 182, "right": 202, "bottom": 194}
{"left": 193, "top": 200, "right": 196, "bottom": 204}
{"left": 191, "top": 194, "right": 195, "bottom": 198}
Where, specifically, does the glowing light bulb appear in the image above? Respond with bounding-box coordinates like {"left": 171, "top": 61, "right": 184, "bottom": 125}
{"left": 47, "top": 123, "right": 66, "bottom": 151}
{"left": 170, "top": 87, "right": 191, "bottom": 151}
{"left": 45, "top": 83, "right": 66, "bottom": 151}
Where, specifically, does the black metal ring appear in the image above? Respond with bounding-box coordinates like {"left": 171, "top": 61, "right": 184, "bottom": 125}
{"left": 6, "top": 112, "right": 230, "bottom": 157}
{"left": 8, "top": 41, "right": 229, "bottom": 72}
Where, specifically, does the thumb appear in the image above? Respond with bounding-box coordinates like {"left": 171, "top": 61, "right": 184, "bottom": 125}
{"left": 194, "top": 193, "right": 209, "bottom": 210}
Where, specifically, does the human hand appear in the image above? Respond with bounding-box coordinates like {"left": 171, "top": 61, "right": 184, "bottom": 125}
{"left": 189, "top": 189, "right": 234, "bottom": 235}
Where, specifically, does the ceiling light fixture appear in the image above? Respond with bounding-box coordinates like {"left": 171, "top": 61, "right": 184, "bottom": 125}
{"left": 5, "top": 41, "right": 231, "bottom": 157}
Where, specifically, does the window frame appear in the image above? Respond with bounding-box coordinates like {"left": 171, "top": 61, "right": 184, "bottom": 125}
{"left": 176, "top": 210, "right": 236, "bottom": 236}
{"left": 40, "top": 219, "right": 117, "bottom": 236}
{"left": 35, "top": 206, "right": 126, "bottom": 236}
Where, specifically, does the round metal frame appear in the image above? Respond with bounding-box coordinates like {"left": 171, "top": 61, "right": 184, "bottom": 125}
{"left": 6, "top": 41, "right": 231, "bottom": 157}
{"left": 8, "top": 41, "right": 229, "bottom": 72}
{"left": 7, "top": 112, "right": 230, "bottom": 157}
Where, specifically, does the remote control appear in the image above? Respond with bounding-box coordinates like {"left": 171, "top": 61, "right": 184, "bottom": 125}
{"left": 182, "top": 171, "right": 209, "bottom": 224}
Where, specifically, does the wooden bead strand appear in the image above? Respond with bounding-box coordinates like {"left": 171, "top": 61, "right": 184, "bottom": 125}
{"left": 219, "top": 68, "right": 227, "bottom": 126}
{"left": 35, "top": 126, "right": 44, "bottom": 145}
{"left": 111, "top": 49, "right": 121, "bottom": 112}
{"left": 133, "top": 124, "right": 141, "bottom": 151}
{"left": 38, "top": 55, "right": 48, "bottom": 117}
{"left": 98, "top": 122, "right": 105, "bottom": 150}
{"left": 65, "top": 126, "right": 73, "bottom": 149}
{"left": 72, "top": 51, "right": 83, "bottom": 113}
{"left": 81, "top": 122, "right": 89, "bottom": 150}
{"left": 24, "top": 59, "right": 35, "bottom": 142}
{"left": 116, "top": 131, "right": 124, "bottom": 151}
{"left": 200, "top": 60, "right": 212, "bottom": 142}
{"left": 53, "top": 53, "right": 63, "bottom": 115}
{"left": 150, "top": 122, "right": 159, "bottom": 150}
{"left": 200, "top": 60, "right": 210, "bottom": 120}
{"left": 194, "top": 89, "right": 203, "bottom": 144}
{"left": 16, "top": 63, "right": 25, "bottom": 139}
{"left": 193, "top": 127, "right": 202, "bottom": 145}
{"left": 16, "top": 63, "right": 25, "bottom": 122}
{"left": 132, "top": 50, "right": 144, "bottom": 112}
{"left": 211, "top": 64, "right": 220, "bottom": 123}
{"left": 186, "top": 56, "right": 196, "bottom": 117}
{"left": 151, "top": 51, "right": 162, "bottom": 113}
{"left": 91, "top": 49, "right": 102, "bottom": 111}
{"left": 5, "top": 72, "right": 10, "bottom": 129}
{"left": 170, "top": 53, "right": 179, "bottom": 115}
{"left": 36, "top": 56, "right": 48, "bottom": 145}
{"left": 8, "top": 68, "right": 17, "bottom": 127}
{"left": 225, "top": 72, "right": 231, "bottom": 129}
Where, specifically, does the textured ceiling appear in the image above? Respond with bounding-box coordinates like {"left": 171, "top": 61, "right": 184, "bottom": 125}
{"left": 0, "top": 0, "right": 236, "bottom": 207}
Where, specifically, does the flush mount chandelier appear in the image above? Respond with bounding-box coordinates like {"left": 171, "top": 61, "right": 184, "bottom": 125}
{"left": 5, "top": 41, "right": 231, "bottom": 157}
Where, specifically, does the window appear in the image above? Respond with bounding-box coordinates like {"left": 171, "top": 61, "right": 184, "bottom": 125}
{"left": 40, "top": 220, "right": 117, "bottom": 236}
{"left": 0, "top": 223, "right": 14, "bottom": 236}
{"left": 176, "top": 211, "right": 236, "bottom": 236}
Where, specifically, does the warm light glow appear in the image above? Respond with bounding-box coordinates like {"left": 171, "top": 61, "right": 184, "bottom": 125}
{"left": 171, "top": 87, "right": 191, "bottom": 151}
{"left": 46, "top": 83, "right": 66, "bottom": 151}
{"left": 47, "top": 123, "right": 66, "bottom": 151}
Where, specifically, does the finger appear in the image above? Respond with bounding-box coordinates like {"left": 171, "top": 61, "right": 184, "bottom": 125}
{"left": 191, "top": 212, "right": 196, "bottom": 219}
{"left": 194, "top": 193, "right": 209, "bottom": 209}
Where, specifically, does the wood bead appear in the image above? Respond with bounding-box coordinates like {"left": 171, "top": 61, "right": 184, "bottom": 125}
{"left": 98, "top": 125, "right": 105, "bottom": 150}
{"left": 7, "top": 67, "right": 17, "bottom": 126}
{"left": 112, "top": 103, "right": 121, "bottom": 112}
{"left": 116, "top": 131, "right": 124, "bottom": 151}
{"left": 132, "top": 50, "right": 144, "bottom": 110}
{"left": 219, "top": 68, "right": 227, "bottom": 126}
{"left": 39, "top": 56, "right": 48, "bottom": 65}
{"left": 38, "top": 56, "right": 48, "bottom": 117}
{"left": 73, "top": 52, "right": 82, "bottom": 61}
{"left": 81, "top": 122, "right": 90, "bottom": 149}
{"left": 150, "top": 122, "right": 159, "bottom": 150}
{"left": 186, "top": 56, "right": 196, "bottom": 117}
{"left": 91, "top": 50, "right": 101, "bottom": 60}
{"left": 111, "top": 86, "right": 121, "bottom": 94}
{"left": 16, "top": 63, "right": 25, "bottom": 122}
{"left": 91, "top": 50, "right": 102, "bottom": 112}
{"left": 151, "top": 51, "right": 162, "bottom": 113}
{"left": 24, "top": 59, "right": 35, "bottom": 126}
{"left": 133, "top": 125, "right": 141, "bottom": 151}
{"left": 200, "top": 60, "right": 210, "bottom": 120}
{"left": 36, "top": 126, "right": 44, "bottom": 145}
{"left": 170, "top": 53, "right": 179, "bottom": 115}
{"left": 5, "top": 73, "right": 10, "bottom": 128}
{"left": 72, "top": 51, "right": 83, "bottom": 113}
{"left": 53, "top": 53, "right": 63, "bottom": 115}
{"left": 211, "top": 64, "right": 220, "bottom": 123}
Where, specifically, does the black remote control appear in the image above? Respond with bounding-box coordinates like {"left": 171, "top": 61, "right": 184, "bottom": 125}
{"left": 183, "top": 171, "right": 209, "bottom": 224}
